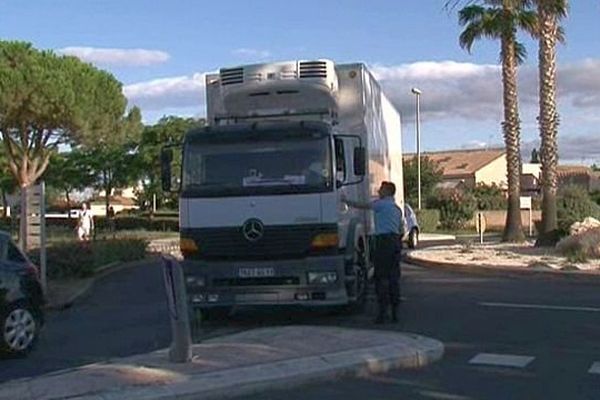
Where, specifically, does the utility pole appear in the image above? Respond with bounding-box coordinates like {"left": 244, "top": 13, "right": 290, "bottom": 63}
{"left": 412, "top": 87, "right": 422, "bottom": 210}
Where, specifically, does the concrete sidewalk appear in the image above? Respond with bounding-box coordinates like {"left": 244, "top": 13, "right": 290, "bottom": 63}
{"left": 0, "top": 326, "right": 443, "bottom": 400}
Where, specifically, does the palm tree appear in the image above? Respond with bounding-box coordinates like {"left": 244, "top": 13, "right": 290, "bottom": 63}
{"left": 536, "top": 0, "right": 568, "bottom": 246}
{"left": 458, "top": 0, "right": 537, "bottom": 242}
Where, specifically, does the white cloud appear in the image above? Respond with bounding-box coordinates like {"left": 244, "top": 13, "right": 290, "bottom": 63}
{"left": 121, "top": 58, "right": 600, "bottom": 131}
{"left": 372, "top": 60, "right": 504, "bottom": 121}
{"left": 58, "top": 47, "right": 170, "bottom": 67}
{"left": 372, "top": 59, "right": 600, "bottom": 123}
{"left": 123, "top": 73, "right": 206, "bottom": 111}
{"left": 232, "top": 48, "right": 271, "bottom": 59}
{"left": 461, "top": 140, "right": 489, "bottom": 149}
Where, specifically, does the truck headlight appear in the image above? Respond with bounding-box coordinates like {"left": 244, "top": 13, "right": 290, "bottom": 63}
{"left": 307, "top": 272, "right": 338, "bottom": 284}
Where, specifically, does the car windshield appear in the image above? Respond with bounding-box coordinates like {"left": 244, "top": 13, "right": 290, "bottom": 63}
{"left": 182, "top": 135, "right": 332, "bottom": 197}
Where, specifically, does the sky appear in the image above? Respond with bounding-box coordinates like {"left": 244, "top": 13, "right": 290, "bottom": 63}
{"left": 1, "top": 0, "right": 599, "bottom": 164}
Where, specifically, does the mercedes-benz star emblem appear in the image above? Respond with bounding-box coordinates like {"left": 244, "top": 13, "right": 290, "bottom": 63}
{"left": 242, "top": 218, "right": 264, "bottom": 242}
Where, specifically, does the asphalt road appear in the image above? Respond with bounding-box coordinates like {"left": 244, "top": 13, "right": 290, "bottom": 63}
{"left": 233, "top": 265, "right": 600, "bottom": 400}
{"left": 2, "top": 252, "right": 600, "bottom": 400}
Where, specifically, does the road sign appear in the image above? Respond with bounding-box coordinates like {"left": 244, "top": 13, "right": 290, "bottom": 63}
{"left": 519, "top": 196, "right": 533, "bottom": 236}
{"left": 520, "top": 196, "right": 532, "bottom": 209}
{"left": 20, "top": 183, "right": 47, "bottom": 294}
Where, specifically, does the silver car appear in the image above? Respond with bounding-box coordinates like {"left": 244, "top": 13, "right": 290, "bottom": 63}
{"left": 403, "top": 204, "right": 419, "bottom": 249}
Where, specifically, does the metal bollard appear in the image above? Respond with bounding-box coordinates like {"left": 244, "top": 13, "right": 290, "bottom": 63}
{"left": 161, "top": 255, "right": 192, "bottom": 363}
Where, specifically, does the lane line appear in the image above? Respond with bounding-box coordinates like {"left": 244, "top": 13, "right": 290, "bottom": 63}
{"left": 588, "top": 362, "right": 600, "bottom": 374}
{"left": 479, "top": 302, "right": 600, "bottom": 313}
{"left": 469, "top": 353, "right": 535, "bottom": 368}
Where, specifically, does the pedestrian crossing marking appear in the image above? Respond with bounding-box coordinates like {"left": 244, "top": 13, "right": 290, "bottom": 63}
{"left": 469, "top": 353, "right": 535, "bottom": 368}
{"left": 588, "top": 362, "right": 600, "bottom": 374}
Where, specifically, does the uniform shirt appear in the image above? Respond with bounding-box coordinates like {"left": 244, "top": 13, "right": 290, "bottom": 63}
{"left": 371, "top": 197, "right": 403, "bottom": 235}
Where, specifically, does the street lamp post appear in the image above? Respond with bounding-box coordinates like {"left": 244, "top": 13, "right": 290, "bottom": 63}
{"left": 411, "top": 87, "right": 422, "bottom": 210}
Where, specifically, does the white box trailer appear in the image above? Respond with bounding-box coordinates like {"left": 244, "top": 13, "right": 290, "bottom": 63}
{"left": 171, "top": 59, "right": 403, "bottom": 316}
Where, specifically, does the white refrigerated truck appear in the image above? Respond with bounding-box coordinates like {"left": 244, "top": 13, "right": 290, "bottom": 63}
{"left": 162, "top": 59, "right": 403, "bottom": 318}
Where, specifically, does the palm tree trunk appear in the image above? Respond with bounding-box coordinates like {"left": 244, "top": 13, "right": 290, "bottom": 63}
{"left": 501, "top": 30, "right": 525, "bottom": 242}
{"left": 537, "top": 2, "right": 560, "bottom": 245}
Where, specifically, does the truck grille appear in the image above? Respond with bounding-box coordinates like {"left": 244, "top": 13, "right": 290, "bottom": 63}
{"left": 182, "top": 224, "right": 336, "bottom": 260}
{"left": 220, "top": 67, "right": 244, "bottom": 86}
{"left": 299, "top": 61, "right": 328, "bottom": 79}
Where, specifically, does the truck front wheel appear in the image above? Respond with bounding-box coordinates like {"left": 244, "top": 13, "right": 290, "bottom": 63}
{"left": 346, "top": 239, "right": 368, "bottom": 312}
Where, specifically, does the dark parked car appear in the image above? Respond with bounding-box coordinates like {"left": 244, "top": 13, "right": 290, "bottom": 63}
{"left": 403, "top": 204, "right": 419, "bottom": 249}
{"left": 0, "top": 231, "right": 45, "bottom": 356}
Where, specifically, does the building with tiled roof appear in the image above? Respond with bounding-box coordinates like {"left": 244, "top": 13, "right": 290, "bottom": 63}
{"left": 404, "top": 148, "right": 508, "bottom": 189}
{"left": 557, "top": 165, "right": 600, "bottom": 192}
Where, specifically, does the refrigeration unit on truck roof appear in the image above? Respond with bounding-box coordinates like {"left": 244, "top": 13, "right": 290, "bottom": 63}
{"left": 206, "top": 59, "right": 339, "bottom": 125}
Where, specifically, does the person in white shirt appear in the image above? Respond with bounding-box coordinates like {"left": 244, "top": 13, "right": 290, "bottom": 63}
{"left": 77, "top": 203, "right": 94, "bottom": 241}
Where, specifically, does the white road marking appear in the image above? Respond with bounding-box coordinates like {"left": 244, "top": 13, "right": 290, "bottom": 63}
{"left": 469, "top": 353, "right": 535, "bottom": 368}
{"left": 588, "top": 362, "right": 600, "bottom": 374}
{"left": 479, "top": 302, "right": 600, "bottom": 313}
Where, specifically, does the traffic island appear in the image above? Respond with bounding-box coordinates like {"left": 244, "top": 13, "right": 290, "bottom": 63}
{"left": 0, "top": 326, "right": 444, "bottom": 400}
{"left": 406, "top": 242, "right": 600, "bottom": 275}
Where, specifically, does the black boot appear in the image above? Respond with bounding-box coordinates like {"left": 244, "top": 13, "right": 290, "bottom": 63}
{"left": 375, "top": 303, "right": 387, "bottom": 324}
{"left": 390, "top": 304, "right": 399, "bottom": 323}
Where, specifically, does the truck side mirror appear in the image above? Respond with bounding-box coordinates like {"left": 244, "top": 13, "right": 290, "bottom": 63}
{"left": 161, "top": 148, "right": 173, "bottom": 192}
{"left": 353, "top": 147, "right": 366, "bottom": 176}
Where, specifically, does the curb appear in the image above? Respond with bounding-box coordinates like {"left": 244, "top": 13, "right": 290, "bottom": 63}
{"left": 405, "top": 253, "right": 600, "bottom": 281}
{"left": 46, "top": 257, "right": 158, "bottom": 310}
{"left": 72, "top": 334, "right": 444, "bottom": 400}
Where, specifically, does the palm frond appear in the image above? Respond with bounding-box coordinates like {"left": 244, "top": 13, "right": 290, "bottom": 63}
{"left": 459, "top": 5, "right": 487, "bottom": 26}
{"left": 514, "top": 41, "right": 528, "bottom": 64}
{"left": 539, "top": 0, "right": 569, "bottom": 18}
{"left": 556, "top": 25, "right": 566, "bottom": 44}
{"left": 459, "top": 22, "right": 485, "bottom": 52}
{"left": 516, "top": 9, "right": 539, "bottom": 38}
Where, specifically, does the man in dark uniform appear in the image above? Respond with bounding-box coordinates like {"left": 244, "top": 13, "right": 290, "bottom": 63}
{"left": 342, "top": 181, "right": 404, "bottom": 324}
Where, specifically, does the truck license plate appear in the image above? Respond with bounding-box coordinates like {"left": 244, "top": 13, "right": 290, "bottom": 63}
{"left": 238, "top": 267, "right": 275, "bottom": 278}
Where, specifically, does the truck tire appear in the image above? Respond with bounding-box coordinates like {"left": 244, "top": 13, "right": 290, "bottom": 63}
{"left": 346, "top": 239, "right": 368, "bottom": 313}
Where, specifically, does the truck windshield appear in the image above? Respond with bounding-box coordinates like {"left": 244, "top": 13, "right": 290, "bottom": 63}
{"left": 182, "top": 136, "right": 332, "bottom": 197}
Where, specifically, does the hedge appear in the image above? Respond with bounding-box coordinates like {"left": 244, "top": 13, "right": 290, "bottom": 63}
{"left": 0, "top": 216, "right": 179, "bottom": 232}
{"left": 28, "top": 238, "right": 148, "bottom": 279}
{"left": 415, "top": 209, "right": 440, "bottom": 232}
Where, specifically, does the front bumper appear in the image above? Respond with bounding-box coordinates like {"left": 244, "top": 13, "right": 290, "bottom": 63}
{"left": 182, "top": 255, "right": 348, "bottom": 307}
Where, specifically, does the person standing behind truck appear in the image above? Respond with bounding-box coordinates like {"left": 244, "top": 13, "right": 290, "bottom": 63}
{"left": 77, "top": 202, "right": 94, "bottom": 242}
{"left": 342, "top": 181, "right": 404, "bottom": 324}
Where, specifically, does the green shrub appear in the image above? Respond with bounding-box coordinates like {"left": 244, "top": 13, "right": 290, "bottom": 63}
{"left": 557, "top": 186, "right": 600, "bottom": 235}
{"left": 415, "top": 209, "right": 440, "bottom": 232}
{"left": 0, "top": 217, "right": 12, "bottom": 233}
{"left": 468, "top": 183, "right": 506, "bottom": 210}
{"left": 29, "top": 238, "right": 148, "bottom": 279}
{"left": 556, "top": 228, "right": 600, "bottom": 263}
{"left": 428, "top": 189, "right": 476, "bottom": 230}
